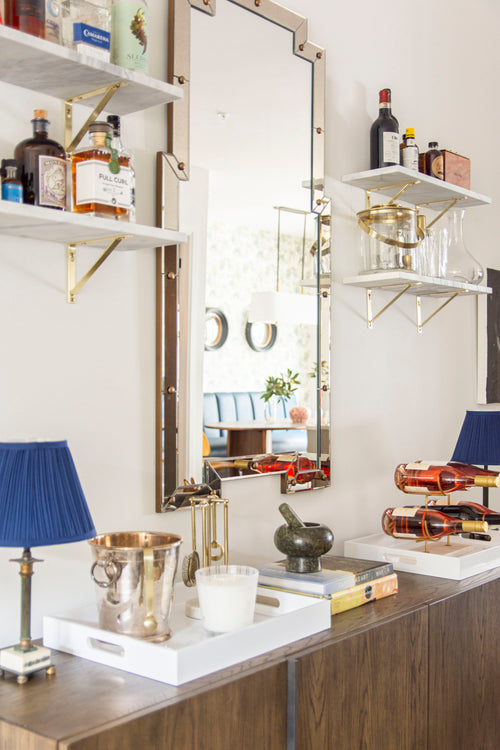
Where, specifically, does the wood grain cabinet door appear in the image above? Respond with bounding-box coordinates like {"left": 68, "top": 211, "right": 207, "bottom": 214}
{"left": 428, "top": 578, "right": 500, "bottom": 750}
{"left": 292, "top": 608, "right": 428, "bottom": 750}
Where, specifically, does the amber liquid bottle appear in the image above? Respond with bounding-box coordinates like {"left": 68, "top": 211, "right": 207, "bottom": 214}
{"left": 14, "top": 109, "right": 67, "bottom": 209}
{"left": 381, "top": 506, "right": 488, "bottom": 541}
{"left": 394, "top": 461, "right": 500, "bottom": 495}
{"left": 72, "top": 121, "right": 128, "bottom": 219}
{"left": 233, "top": 454, "right": 326, "bottom": 484}
{"left": 5, "top": 0, "right": 45, "bottom": 37}
{"left": 424, "top": 141, "right": 444, "bottom": 179}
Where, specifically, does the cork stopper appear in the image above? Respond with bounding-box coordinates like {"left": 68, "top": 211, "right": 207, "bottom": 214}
{"left": 33, "top": 109, "right": 48, "bottom": 119}
{"left": 474, "top": 475, "right": 500, "bottom": 487}
{"left": 462, "top": 521, "right": 489, "bottom": 533}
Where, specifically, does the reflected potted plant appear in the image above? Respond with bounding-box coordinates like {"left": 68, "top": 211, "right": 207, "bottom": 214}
{"left": 261, "top": 369, "right": 300, "bottom": 423}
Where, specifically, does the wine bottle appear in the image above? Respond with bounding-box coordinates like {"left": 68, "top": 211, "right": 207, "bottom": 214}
{"left": 422, "top": 501, "right": 500, "bottom": 526}
{"left": 394, "top": 461, "right": 500, "bottom": 495}
{"left": 400, "top": 127, "right": 419, "bottom": 171}
{"left": 370, "top": 88, "right": 399, "bottom": 169}
{"left": 382, "top": 506, "right": 488, "bottom": 541}
{"left": 233, "top": 454, "right": 326, "bottom": 484}
{"left": 14, "top": 110, "right": 67, "bottom": 210}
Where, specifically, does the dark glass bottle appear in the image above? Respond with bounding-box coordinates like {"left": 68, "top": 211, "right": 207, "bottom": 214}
{"left": 106, "top": 114, "right": 135, "bottom": 221}
{"left": 14, "top": 110, "right": 67, "bottom": 210}
{"left": 424, "top": 141, "right": 444, "bottom": 179}
{"left": 4, "top": 0, "right": 45, "bottom": 38}
{"left": 370, "top": 88, "right": 399, "bottom": 169}
{"left": 423, "top": 501, "right": 500, "bottom": 526}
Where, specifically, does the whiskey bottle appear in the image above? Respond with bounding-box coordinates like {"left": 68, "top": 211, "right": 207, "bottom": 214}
{"left": 1, "top": 159, "right": 23, "bottom": 203}
{"left": 394, "top": 461, "right": 500, "bottom": 495}
{"left": 106, "top": 114, "right": 135, "bottom": 221}
{"left": 71, "top": 121, "right": 129, "bottom": 219}
{"left": 14, "top": 110, "right": 67, "bottom": 210}
{"left": 381, "top": 506, "right": 488, "bottom": 541}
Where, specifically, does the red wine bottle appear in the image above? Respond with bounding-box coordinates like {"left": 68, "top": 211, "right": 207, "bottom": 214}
{"left": 381, "top": 506, "right": 488, "bottom": 541}
{"left": 370, "top": 88, "right": 399, "bottom": 169}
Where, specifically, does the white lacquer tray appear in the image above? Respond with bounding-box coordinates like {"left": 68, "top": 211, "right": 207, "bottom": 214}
{"left": 345, "top": 533, "right": 500, "bottom": 580}
{"left": 43, "top": 583, "right": 331, "bottom": 686}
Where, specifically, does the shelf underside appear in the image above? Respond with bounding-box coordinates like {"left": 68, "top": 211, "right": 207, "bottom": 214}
{"left": 0, "top": 26, "right": 182, "bottom": 115}
{"left": 343, "top": 271, "right": 491, "bottom": 297}
{"left": 0, "top": 200, "right": 186, "bottom": 251}
{"left": 342, "top": 166, "right": 491, "bottom": 209}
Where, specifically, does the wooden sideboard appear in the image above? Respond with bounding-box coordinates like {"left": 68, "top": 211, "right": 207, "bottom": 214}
{"left": 1, "top": 567, "right": 500, "bottom": 750}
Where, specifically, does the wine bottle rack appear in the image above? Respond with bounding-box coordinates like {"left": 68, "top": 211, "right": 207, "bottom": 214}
{"left": 341, "top": 166, "right": 492, "bottom": 331}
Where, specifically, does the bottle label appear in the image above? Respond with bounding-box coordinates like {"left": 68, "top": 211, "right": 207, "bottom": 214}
{"left": 111, "top": 2, "right": 148, "bottom": 72}
{"left": 73, "top": 22, "right": 111, "bottom": 50}
{"left": 2, "top": 183, "right": 23, "bottom": 203}
{"left": 382, "top": 132, "right": 399, "bottom": 164}
{"left": 38, "top": 156, "right": 66, "bottom": 209}
{"left": 430, "top": 155, "right": 444, "bottom": 179}
{"left": 391, "top": 507, "right": 419, "bottom": 517}
{"left": 405, "top": 461, "right": 447, "bottom": 470}
{"left": 401, "top": 145, "right": 419, "bottom": 171}
{"left": 75, "top": 160, "right": 133, "bottom": 208}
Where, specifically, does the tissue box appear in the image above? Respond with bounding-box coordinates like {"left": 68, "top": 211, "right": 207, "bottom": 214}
{"left": 442, "top": 150, "right": 470, "bottom": 189}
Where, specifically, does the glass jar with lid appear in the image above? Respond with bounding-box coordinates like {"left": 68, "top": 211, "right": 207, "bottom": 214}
{"left": 357, "top": 203, "right": 421, "bottom": 273}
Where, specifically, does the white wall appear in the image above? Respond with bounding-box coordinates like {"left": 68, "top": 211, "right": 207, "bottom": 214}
{"left": 1, "top": 0, "right": 499, "bottom": 648}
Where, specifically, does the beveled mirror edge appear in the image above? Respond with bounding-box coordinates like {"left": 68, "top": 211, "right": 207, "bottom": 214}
{"left": 156, "top": 0, "right": 330, "bottom": 511}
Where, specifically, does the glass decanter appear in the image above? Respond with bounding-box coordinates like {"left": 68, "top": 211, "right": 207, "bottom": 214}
{"left": 444, "top": 208, "right": 484, "bottom": 285}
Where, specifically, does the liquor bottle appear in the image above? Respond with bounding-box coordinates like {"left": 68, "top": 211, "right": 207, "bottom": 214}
{"left": 1, "top": 159, "right": 23, "bottom": 203}
{"left": 4, "top": 0, "right": 45, "bottom": 37}
{"left": 14, "top": 110, "right": 67, "bottom": 210}
{"left": 381, "top": 506, "right": 488, "bottom": 541}
{"left": 423, "top": 501, "right": 500, "bottom": 526}
{"left": 106, "top": 114, "right": 135, "bottom": 221}
{"left": 370, "top": 88, "right": 399, "bottom": 169}
{"left": 61, "top": 0, "right": 111, "bottom": 60}
{"left": 424, "top": 142, "right": 444, "bottom": 179}
{"left": 110, "top": 0, "right": 148, "bottom": 73}
{"left": 394, "top": 461, "right": 500, "bottom": 495}
{"left": 400, "top": 127, "right": 419, "bottom": 171}
{"left": 71, "top": 121, "right": 129, "bottom": 219}
{"left": 233, "top": 454, "right": 326, "bottom": 484}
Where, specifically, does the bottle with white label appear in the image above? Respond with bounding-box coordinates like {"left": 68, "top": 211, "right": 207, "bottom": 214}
{"left": 110, "top": 0, "right": 148, "bottom": 73}
{"left": 400, "top": 127, "right": 419, "bottom": 171}
{"left": 14, "top": 109, "right": 67, "bottom": 210}
{"left": 370, "top": 88, "right": 399, "bottom": 169}
{"left": 61, "top": 0, "right": 111, "bottom": 61}
{"left": 71, "top": 121, "right": 132, "bottom": 219}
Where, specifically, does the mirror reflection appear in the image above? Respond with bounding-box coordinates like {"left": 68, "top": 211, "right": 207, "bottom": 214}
{"left": 172, "top": 0, "right": 330, "bottom": 500}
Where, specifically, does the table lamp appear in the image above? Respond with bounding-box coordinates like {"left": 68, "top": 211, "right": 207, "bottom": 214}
{"left": 0, "top": 440, "right": 96, "bottom": 683}
{"left": 451, "top": 411, "right": 500, "bottom": 508}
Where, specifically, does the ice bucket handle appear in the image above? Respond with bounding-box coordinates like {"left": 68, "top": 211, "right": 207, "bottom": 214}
{"left": 91, "top": 558, "right": 121, "bottom": 588}
{"left": 358, "top": 216, "right": 424, "bottom": 249}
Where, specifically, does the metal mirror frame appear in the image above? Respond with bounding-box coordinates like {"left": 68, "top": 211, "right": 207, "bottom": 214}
{"left": 155, "top": 0, "right": 330, "bottom": 511}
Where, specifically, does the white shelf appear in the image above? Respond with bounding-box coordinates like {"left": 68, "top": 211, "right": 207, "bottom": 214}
{"left": 0, "top": 200, "right": 186, "bottom": 251}
{"left": 342, "top": 166, "right": 491, "bottom": 209}
{"left": 343, "top": 271, "right": 491, "bottom": 297}
{"left": 300, "top": 274, "right": 331, "bottom": 289}
{"left": 0, "top": 25, "right": 183, "bottom": 115}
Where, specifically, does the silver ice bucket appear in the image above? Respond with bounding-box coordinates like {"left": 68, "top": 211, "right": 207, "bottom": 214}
{"left": 89, "top": 531, "right": 183, "bottom": 642}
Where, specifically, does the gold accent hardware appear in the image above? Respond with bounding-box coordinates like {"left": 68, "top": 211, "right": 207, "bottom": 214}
{"left": 316, "top": 127, "right": 323, "bottom": 134}
{"left": 366, "top": 284, "right": 412, "bottom": 329}
{"left": 316, "top": 51, "right": 322, "bottom": 59}
{"left": 255, "top": 0, "right": 261, "bottom": 5}
{"left": 416, "top": 292, "right": 461, "bottom": 333}
{"left": 178, "top": 162, "right": 186, "bottom": 171}
{"left": 66, "top": 234, "right": 131, "bottom": 303}
{"left": 64, "top": 81, "right": 127, "bottom": 153}
{"left": 167, "top": 271, "right": 177, "bottom": 279}
{"left": 178, "top": 75, "right": 186, "bottom": 84}
{"left": 425, "top": 198, "right": 462, "bottom": 229}
{"left": 167, "top": 385, "right": 176, "bottom": 394}
{"left": 299, "top": 43, "right": 304, "bottom": 51}
{"left": 321, "top": 384, "right": 328, "bottom": 391}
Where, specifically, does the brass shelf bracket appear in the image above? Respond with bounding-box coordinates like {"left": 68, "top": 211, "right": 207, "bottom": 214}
{"left": 66, "top": 234, "right": 131, "bottom": 303}
{"left": 366, "top": 284, "right": 412, "bottom": 328}
{"left": 365, "top": 180, "right": 420, "bottom": 209}
{"left": 415, "top": 291, "right": 462, "bottom": 333}
{"left": 64, "top": 81, "right": 128, "bottom": 154}
{"left": 418, "top": 197, "right": 465, "bottom": 228}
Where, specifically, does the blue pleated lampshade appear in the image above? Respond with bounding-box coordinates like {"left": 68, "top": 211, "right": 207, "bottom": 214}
{"left": 0, "top": 440, "right": 96, "bottom": 548}
{"left": 451, "top": 411, "right": 500, "bottom": 466}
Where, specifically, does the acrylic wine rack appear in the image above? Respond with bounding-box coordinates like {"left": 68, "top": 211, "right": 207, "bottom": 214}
{"left": 342, "top": 165, "right": 492, "bottom": 331}
{"left": 0, "top": 24, "right": 187, "bottom": 302}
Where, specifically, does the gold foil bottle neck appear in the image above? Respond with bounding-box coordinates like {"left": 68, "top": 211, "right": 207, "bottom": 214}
{"left": 474, "top": 475, "right": 500, "bottom": 487}
{"left": 233, "top": 460, "right": 251, "bottom": 470}
{"left": 462, "top": 521, "right": 489, "bottom": 533}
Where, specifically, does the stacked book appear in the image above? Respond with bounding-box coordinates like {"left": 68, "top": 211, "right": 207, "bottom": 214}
{"left": 257, "top": 556, "right": 398, "bottom": 615}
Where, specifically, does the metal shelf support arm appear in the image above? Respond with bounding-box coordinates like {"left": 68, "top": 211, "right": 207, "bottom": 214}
{"left": 366, "top": 284, "right": 412, "bottom": 328}
{"left": 64, "top": 81, "right": 128, "bottom": 154}
{"left": 66, "top": 234, "right": 131, "bottom": 303}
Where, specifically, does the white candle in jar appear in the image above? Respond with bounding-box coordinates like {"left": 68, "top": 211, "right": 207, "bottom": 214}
{"left": 195, "top": 565, "right": 258, "bottom": 633}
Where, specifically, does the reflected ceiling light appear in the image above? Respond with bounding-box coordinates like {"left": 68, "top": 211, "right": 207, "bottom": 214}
{"left": 249, "top": 206, "right": 316, "bottom": 325}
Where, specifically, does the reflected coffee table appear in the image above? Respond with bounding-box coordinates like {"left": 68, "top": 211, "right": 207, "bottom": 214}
{"left": 205, "top": 419, "right": 309, "bottom": 456}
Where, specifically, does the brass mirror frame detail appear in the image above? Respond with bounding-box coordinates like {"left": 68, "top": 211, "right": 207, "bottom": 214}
{"left": 155, "top": 0, "right": 328, "bottom": 511}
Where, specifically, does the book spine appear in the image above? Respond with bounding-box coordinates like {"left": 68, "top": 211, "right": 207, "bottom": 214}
{"left": 353, "top": 562, "right": 394, "bottom": 585}
{"left": 329, "top": 573, "right": 398, "bottom": 615}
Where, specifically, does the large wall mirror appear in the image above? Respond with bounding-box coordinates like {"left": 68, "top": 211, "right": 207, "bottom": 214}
{"left": 156, "top": 0, "right": 330, "bottom": 511}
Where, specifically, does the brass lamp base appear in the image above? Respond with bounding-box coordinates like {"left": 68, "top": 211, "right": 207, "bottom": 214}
{"left": 0, "top": 644, "right": 55, "bottom": 684}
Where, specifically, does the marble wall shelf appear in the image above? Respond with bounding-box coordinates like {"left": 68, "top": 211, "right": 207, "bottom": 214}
{"left": 0, "top": 25, "right": 182, "bottom": 115}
